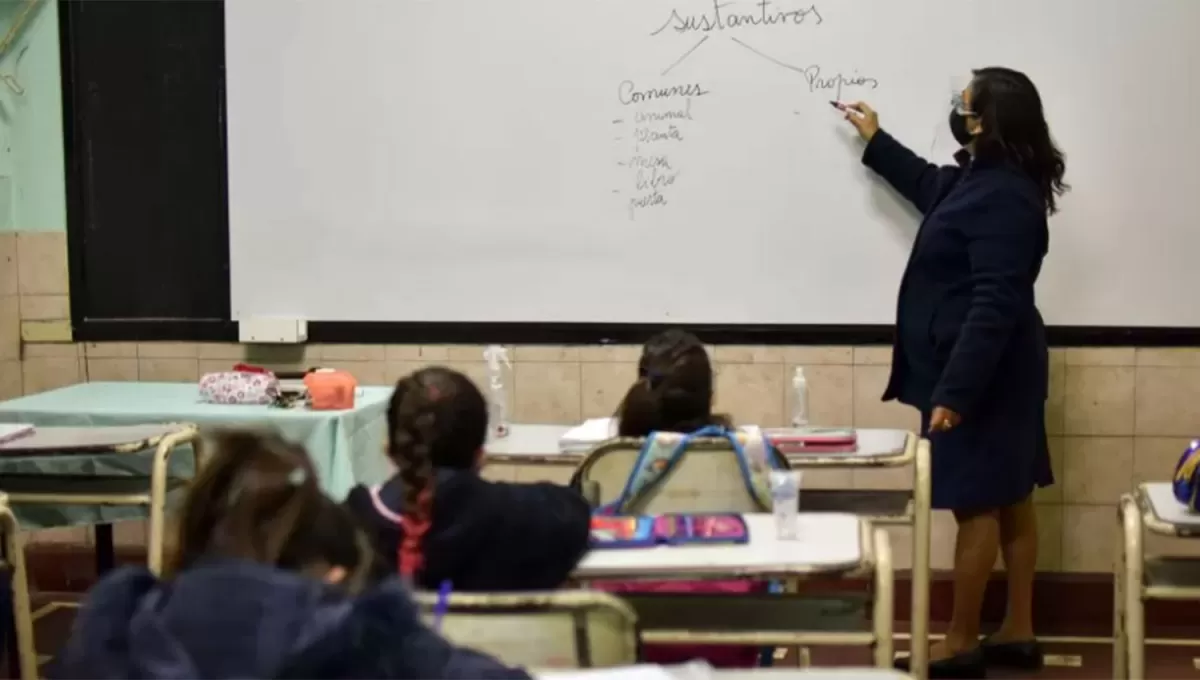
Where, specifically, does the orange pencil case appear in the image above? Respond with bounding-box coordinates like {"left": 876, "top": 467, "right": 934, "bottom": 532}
{"left": 304, "top": 370, "right": 358, "bottom": 410}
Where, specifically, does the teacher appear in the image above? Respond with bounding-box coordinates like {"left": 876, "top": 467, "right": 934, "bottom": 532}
{"left": 843, "top": 67, "right": 1066, "bottom": 679}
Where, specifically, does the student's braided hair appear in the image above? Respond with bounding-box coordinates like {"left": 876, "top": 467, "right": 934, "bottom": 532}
{"left": 616, "top": 329, "right": 731, "bottom": 437}
{"left": 386, "top": 366, "right": 488, "bottom": 581}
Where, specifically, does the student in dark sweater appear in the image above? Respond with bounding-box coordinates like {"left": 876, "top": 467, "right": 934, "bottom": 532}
{"left": 345, "top": 366, "right": 591, "bottom": 590}
{"left": 53, "top": 430, "right": 526, "bottom": 680}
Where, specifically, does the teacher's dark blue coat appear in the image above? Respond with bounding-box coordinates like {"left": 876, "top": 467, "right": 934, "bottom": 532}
{"left": 863, "top": 130, "right": 1053, "bottom": 511}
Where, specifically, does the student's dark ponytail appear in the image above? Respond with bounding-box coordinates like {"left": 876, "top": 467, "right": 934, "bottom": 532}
{"left": 385, "top": 367, "right": 489, "bottom": 582}
{"left": 615, "top": 330, "right": 730, "bottom": 437}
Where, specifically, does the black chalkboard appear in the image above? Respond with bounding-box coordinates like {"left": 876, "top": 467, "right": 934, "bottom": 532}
{"left": 61, "top": 0, "right": 235, "bottom": 341}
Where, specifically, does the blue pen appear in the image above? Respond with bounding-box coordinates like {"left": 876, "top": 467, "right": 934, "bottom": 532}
{"left": 432, "top": 580, "right": 453, "bottom": 631}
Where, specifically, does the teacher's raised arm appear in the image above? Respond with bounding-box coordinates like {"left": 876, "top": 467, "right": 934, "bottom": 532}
{"left": 843, "top": 70, "right": 1067, "bottom": 680}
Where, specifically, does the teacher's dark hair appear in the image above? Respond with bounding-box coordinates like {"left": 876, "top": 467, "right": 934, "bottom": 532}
{"left": 970, "top": 67, "right": 1069, "bottom": 215}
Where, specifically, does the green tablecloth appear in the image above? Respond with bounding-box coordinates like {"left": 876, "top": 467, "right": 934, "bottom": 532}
{"left": 0, "top": 382, "right": 394, "bottom": 528}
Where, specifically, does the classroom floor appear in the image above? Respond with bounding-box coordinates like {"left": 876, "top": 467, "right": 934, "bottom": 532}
{"left": 16, "top": 592, "right": 1200, "bottom": 679}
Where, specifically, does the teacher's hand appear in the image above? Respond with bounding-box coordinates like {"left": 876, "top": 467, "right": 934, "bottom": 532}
{"left": 930, "top": 405, "right": 961, "bottom": 433}
{"left": 843, "top": 101, "right": 880, "bottom": 143}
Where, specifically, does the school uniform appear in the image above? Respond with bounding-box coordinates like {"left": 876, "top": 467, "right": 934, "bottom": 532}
{"left": 862, "top": 130, "right": 1054, "bottom": 512}
{"left": 345, "top": 469, "right": 592, "bottom": 590}
{"left": 51, "top": 560, "right": 528, "bottom": 679}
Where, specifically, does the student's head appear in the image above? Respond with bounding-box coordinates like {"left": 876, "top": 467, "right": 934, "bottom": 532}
{"left": 953, "top": 67, "right": 1068, "bottom": 214}
{"left": 615, "top": 329, "right": 729, "bottom": 437}
{"left": 170, "top": 430, "right": 372, "bottom": 592}
{"left": 386, "top": 366, "right": 488, "bottom": 578}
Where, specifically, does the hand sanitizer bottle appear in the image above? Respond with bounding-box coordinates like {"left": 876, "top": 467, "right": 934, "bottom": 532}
{"left": 482, "top": 345, "right": 511, "bottom": 438}
{"left": 791, "top": 367, "right": 809, "bottom": 428}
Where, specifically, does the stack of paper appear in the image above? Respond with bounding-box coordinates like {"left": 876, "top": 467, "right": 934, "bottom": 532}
{"left": 558, "top": 417, "right": 617, "bottom": 453}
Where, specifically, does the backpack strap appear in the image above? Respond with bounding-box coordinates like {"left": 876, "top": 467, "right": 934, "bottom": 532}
{"left": 597, "top": 426, "right": 786, "bottom": 515}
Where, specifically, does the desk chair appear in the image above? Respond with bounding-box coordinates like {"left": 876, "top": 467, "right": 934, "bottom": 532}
{"left": 0, "top": 493, "right": 36, "bottom": 680}
{"left": 413, "top": 590, "right": 638, "bottom": 669}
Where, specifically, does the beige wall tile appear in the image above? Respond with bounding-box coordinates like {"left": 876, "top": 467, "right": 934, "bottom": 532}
{"left": 195, "top": 343, "right": 246, "bottom": 360}
{"left": 852, "top": 365, "right": 920, "bottom": 430}
{"left": 1135, "top": 367, "right": 1200, "bottom": 436}
{"left": 0, "top": 295, "right": 17, "bottom": 360}
{"left": 480, "top": 463, "right": 518, "bottom": 482}
{"left": 513, "top": 362, "right": 582, "bottom": 424}
{"left": 384, "top": 345, "right": 423, "bottom": 361}
{"left": 579, "top": 345, "right": 642, "bottom": 363}
{"left": 86, "top": 358, "right": 139, "bottom": 382}
{"left": 113, "top": 519, "right": 148, "bottom": 548}
{"left": 1133, "top": 437, "right": 1192, "bottom": 486}
{"left": 138, "top": 358, "right": 199, "bottom": 382}
{"left": 1064, "top": 348, "right": 1136, "bottom": 367}
{"left": 786, "top": 364, "right": 853, "bottom": 428}
{"left": 0, "top": 234, "right": 16, "bottom": 296}
{"left": 782, "top": 346, "right": 854, "bottom": 365}
{"left": 714, "top": 363, "right": 785, "bottom": 427}
{"left": 384, "top": 360, "right": 425, "bottom": 385}
{"left": 1049, "top": 349, "right": 1066, "bottom": 367}
{"left": 335, "top": 361, "right": 389, "bottom": 386}
{"left": 1136, "top": 348, "right": 1200, "bottom": 368}
{"left": 580, "top": 362, "right": 635, "bottom": 419}
{"left": 1034, "top": 437, "right": 1064, "bottom": 504}
{"left": 18, "top": 294, "right": 68, "bottom": 320}
{"left": 22, "top": 357, "right": 80, "bottom": 394}
{"left": 421, "top": 345, "right": 500, "bottom": 363}
{"left": 515, "top": 465, "right": 575, "bottom": 484}
{"left": 84, "top": 342, "right": 138, "bottom": 358}
{"left": 513, "top": 346, "right": 581, "bottom": 362}
{"left": 712, "top": 346, "right": 786, "bottom": 364}
{"left": 1062, "top": 366, "right": 1134, "bottom": 436}
{"left": 313, "top": 344, "right": 386, "bottom": 362}
{"left": 137, "top": 342, "right": 198, "bottom": 358}
{"left": 0, "top": 360, "right": 21, "bottom": 399}
{"left": 883, "top": 525, "right": 914, "bottom": 571}
{"left": 1061, "top": 437, "right": 1133, "bottom": 505}
{"left": 16, "top": 232, "right": 68, "bottom": 295}
{"left": 853, "top": 346, "right": 892, "bottom": 365}
{"left": 1061, "top": 505, "right": 1116, "bottom": 573}
{"left": 1035, "top": 504, "right": 1064, "bottom": 571}
{"left": 1045, "top": 361, "right": 1065, "bottom": 436}
{"left": 23, "top": 342, "right": 78, "bottom": 358}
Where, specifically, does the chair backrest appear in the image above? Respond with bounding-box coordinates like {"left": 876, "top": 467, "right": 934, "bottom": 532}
{"left": 575, "top": 436, "right": 782, "bottom": 514}
{"left": 412, "top": 590, "right": 638, "bottom": 669}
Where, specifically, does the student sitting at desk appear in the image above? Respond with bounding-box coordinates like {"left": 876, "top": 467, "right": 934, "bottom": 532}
{"left": 53, "top": 430, "right": 526, "bottom": 679}
{"left": 345, "top": 366, "right": 591, "bottom": 590}
{"left": 607, "top": 329, "right": 766, "bottom": 668}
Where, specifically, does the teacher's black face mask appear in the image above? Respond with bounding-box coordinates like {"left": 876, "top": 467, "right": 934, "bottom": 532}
{"left": 948, "top": 110, "right": 976, "bottom": 147}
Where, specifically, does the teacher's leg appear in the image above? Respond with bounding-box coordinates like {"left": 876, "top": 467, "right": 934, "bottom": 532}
{"left": 994, "top": 495, "right": 1037, "bottom": 641}
{"left": 933, "top": 507, "right": 1000, "bottom": 660}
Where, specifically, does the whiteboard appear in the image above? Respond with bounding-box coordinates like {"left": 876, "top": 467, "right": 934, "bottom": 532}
{"left": 225, "top": 0, "right": 1200, "bottom": 327}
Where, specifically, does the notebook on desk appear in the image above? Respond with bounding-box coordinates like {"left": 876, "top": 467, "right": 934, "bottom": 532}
{"left": 763, "top": 427, "right": 858, "bottom": 454}
{"left": 589, "top": 514, "right": 749, "bottom": 549}
{"left": 558, "top": 417, "right": 616, "bottom": 453}
{"left": 0, "top": 424, "right": 34, "bottom": 446}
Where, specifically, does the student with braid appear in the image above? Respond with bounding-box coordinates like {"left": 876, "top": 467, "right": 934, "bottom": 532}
{"left": 345, "top": 366, "right": 591, "bottom": 590}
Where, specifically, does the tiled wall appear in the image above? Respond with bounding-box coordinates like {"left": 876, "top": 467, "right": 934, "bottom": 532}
{"left": 4, "top": 231, "right": 1200, "bottom": 573}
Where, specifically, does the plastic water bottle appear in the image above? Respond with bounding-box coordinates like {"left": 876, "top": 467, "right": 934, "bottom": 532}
{"left": 791, "top": 367, "right": 809, "bottom": 428}
{"left": 769, "top": 470, "right": 802, "bottom": 540}
{"left": 483, "top": 345, "right": 511, "bottom": 438}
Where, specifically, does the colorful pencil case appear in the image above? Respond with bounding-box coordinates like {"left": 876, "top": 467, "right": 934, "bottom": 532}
{"left": 589, "top": 513, "right": 749, "bottom": 549}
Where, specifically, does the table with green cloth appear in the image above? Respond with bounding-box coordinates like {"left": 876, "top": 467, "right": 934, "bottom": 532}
{"left": 0, "top": 381, "right": 394, "bottom": 530}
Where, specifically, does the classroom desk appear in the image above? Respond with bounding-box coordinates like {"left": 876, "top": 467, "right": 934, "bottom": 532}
{"left": 1114, "top": 482, "right": 1200, "bottom": 680}
{"left": 575, "top": 514, "right": 894, "bottom": 669}
{"left": 0, "top": 493, "right": 36, "bottom": 680}
{"left": 489, "top": 425, "right": 931, "bottom": 679}
{"left": 0, "top": 382, "right": 394, "bottom": 500}
{"left": 539, "top": 667, "right": 912, "bottom": 680}
{"left": 0, "top": 424, "right": 199, "bottom": 574}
